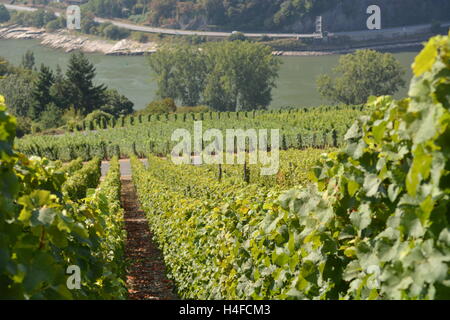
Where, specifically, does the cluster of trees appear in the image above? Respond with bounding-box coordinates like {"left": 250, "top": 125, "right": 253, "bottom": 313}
{"left": 1, "top": 7, "right": 131, "bottom": 41}
{"left": 82, "top": 0, "right": 144, "bottom": 19}
{"left": 81, "top": 0, "right": 329, "bottom": 30}
{"left": 80, "top": 0, "right": 450, "bottom": 32}
{"left": 317, "top": 49, "right": 406, "bottom": 105}
{"left": 0, "top": 52, "right": 133, "bottom": 136}
{"left": 148, "top": 41, "right": 281, "bottom": 111}
{"left": 79, "top": 12, "right": 131, "bottom": 40}
{"left": 3, "top": 7, "right": 61, "bottom": 28}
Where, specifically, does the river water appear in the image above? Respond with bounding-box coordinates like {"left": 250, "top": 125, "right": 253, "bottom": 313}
{"left": 0, "top": 39, "right": 419, "bottom": 110}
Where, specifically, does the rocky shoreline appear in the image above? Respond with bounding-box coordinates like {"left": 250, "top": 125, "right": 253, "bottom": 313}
{"left": 0, "top": 25, "right": 158, "bottom": 55}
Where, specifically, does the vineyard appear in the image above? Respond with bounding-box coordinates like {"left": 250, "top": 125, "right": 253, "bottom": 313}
{"left": 0, "top": 98, "right": 127, "bottom": 298}
{"left": 15, "top": 105, "right": 364, "bottom": 161}
{"left": 1, "top": 32, "right": 450, "bottom": 300}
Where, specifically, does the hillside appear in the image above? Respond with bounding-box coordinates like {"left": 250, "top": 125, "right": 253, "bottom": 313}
{"left": 82, "top": 0, "right": 450, "bottom": 32}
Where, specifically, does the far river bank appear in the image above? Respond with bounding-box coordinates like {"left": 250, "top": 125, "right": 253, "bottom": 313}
{"left": 0, "top": 38, "right": 420, "bottom": 109}
{"left": 0, "top": 25, "right": 425, "bottom": 57}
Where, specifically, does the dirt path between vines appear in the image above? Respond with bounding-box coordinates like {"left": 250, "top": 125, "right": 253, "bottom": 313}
{"left": 120, "top": 168, "right": 178, "bottom": 300}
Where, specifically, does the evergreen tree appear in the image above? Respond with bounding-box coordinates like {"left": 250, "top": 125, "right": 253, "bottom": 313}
{"left": 49, "top": 64, "right": 72, "bottom": 110}
{"left": 65, "top": 52, "right": 106, "bottom": 115}
{"left": 31, "top": 64, "right": 55, "bottom": 118}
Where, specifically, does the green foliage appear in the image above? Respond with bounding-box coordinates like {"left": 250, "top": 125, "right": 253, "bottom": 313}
{"left": 204, "top": 41, "right": 281, "bottom": 111}
{"left": 45, "top": 18, "right": 64, "bottom": 32}
{"left": 38, "top": 103, "right": 64, "bottom": 130}
{"left": 131, "top": 31, "right": 149, "bottom": 43}
{"left": 9, "top": 9, "right": 58, "bottom": 28}
{"left": 0, "top": 96, "right": 126, "bottom": 299}
{"left": 84, "top": 110, "right": 114, "bottom": 124}
{"left": 0, "top": 56, "right": 12, "bottom": 77}
{"left": 149, "top": 41, "right": 281, "bottom": 111}
{"left": 56, "top": 158, "right": 83, "bottom": 175}
{"left": 17, "top": 105, "right": 363, "bottom": 161}
{"left": 101, "top": 23, "right": 131, "bottom": 40}
{"left": 65, "top": 52, "right": 107, "bottom": 115}
{"left": 1, "top": 54, "right": 118, "bottom": 131}
{"left": 130, "top": 149, "right": 330, "bottom": 299}
{"left": 278, "top": 32, "right": 450, "bottom": 299}
{"left": 101, "top": 89, "right": 134, "bottom": 117}
{"left": 228, "top": 32, "right": 247, "bottom": 41}
{"left": 0, "top": 72, "right": 35, "bottom": 118}
{"left": 62, "top": 157, "right": 101, "bottom": 200}
{"left": 317, "top": 49, "right": 406, "bottom": 105}
{"left": 81, "top": 0, "right": 450, "bottom": 32}
{"left": 130, "top": 33, "right": 450, "bottom": 300}
{"left": 141, "top": 98, "right": 177, "bottom": 114}
{"left": 82, "top": 0, "right": 130, "bottom": 19}
{"left": 149, "top": 44, "right": 207, "bottom": 107}
{"left": 31, "top": 64, "right": 55, "bottom": 118}
{"left": 15, "top": 116, "right": 32, "bottom": 138}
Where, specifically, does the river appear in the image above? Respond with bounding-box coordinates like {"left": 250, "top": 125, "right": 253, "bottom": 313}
{"left": 0, "top": 39, "right": 420, "bottom": 110}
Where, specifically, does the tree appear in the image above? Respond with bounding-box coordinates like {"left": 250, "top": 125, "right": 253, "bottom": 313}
{"left": 100, "top": 89, "right": 134, "bottom": 117}
{"left": 30, "top": 9, "right": 57, "bottom": 28}
{"left": 49, "top": 65, "right": 72, "bottom": 110}
{"left": 31, "top": 64, "right": 55, "bottom": 118}
{"left": 203, "top": 41, "right": 281, "bottom": 111}
{"left": 80, "top": 12, "right": 98, "bottom": 34}
{"left": 0, "top": 73, "right": 35, "bottom": 117}
{"left": 0, "top": 4, "right": 10, "bottom": 23}
{"left": 203, "top": 0, "right": 226, "bottom": 25}
{"left": 149, "top": 44, "right": 207, "bottom": 107}
{"left": 65, "top": 52, "right": 106, "bottom": 115}
{"left": 148, "top": 41, "right": 280, "bottom": 111}
{"left": 317, "top": 49, "right": 406, "bottom": 105}
{"left": 39, "top": 102, "right": 64, "bottom": 129}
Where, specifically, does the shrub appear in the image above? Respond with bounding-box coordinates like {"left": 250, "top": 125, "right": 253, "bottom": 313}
{"left": 39, "top": 103, "right": 64, "bottom": 129}
{"left": 45, "top": 19, "right": 63, "bottom": 32}
{"left": 15, "top": 116, "right": 32, "bottom": 138}
{"left": 131, "top": 31, "right": 149, "bottom": 43}
{"left": 102, "top": 23, "right": 130, "bottom": 40}
{"left": 141, "top": 98, "right": 177, "bottom": 114}
{"left": 228, "top": 32, "right": 247, "bottom": 41}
